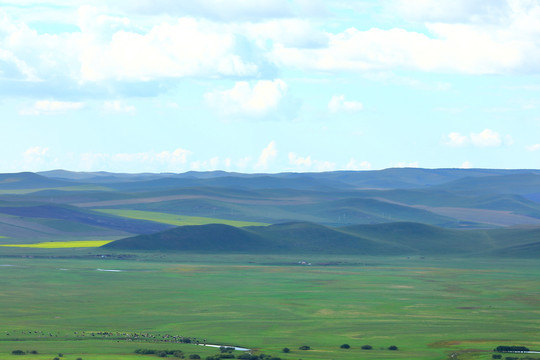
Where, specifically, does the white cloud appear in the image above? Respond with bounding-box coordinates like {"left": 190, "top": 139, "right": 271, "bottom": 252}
{"left": 389, "top": 0, "right": 510, "bottom": 23}
{"left": 104, "top": 100, "right": 136, "bottom": 114}
{"left": 78, "top": 15, "right": 259, "bottom": 82}
{"left": 288, "top": 152, "right": 336, "bottom": 172}
{"left": 445, "top": 132, "right": 469, "bottom": 147}
{"left": 242, "top": 19, "right": 328, "bottom": 49}
{"left": 470, "top": 129, "right": 502, "bottom": 147}
{"left": 345, "top": 158, "right": 372, "bottom": 170}
{"left": 255, "top": 141, "right": 277, "bottom": 170}
{"left": 190, "top": 157, "right": 220, "bottom": 171}
{"left": 288, "top": 152, "right": 312, "bottom": 168}
{"left": 206, "top": 79, "right": 288, "bottom": 117}
{"left": 19, "top": 100, "right": 84, "bottom": 115}
{"left": 444, "top": 129, "right": 510, "bottom": 147}
{"left": 24, "top": 146, "right": 49, "bottom": 157}
{"left": 527, "top": 144, "right": 540, "bottom": 151}
{"left": 21, "top": 146, "right": 51, "bottom": 169}
{"left": 328, "top": 95, "right": 363, "bottom": 112}
{"left": 236, "top": 156, "right": 253, "bottom": 170}
{"left": 79, "top": 148, "right": 191, "bottom": 172}
{"left": 271, "top": 0, "right": 540, "bottom": 75}
{"left": 460, "top": 160, "right": 473, "bottom": 169}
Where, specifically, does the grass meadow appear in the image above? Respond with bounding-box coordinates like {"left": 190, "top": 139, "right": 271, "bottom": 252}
{"left": 95, "top": 209, "right": 268, "bottom": 227}
{"left": 0, "top": 250, "right": 538, "bottom": 360}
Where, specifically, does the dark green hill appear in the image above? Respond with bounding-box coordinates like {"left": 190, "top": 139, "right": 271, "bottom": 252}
{"left": 103, "top": 222, "right": 401, "bottom": 254}
{"left": 341, "top": 222, "right": 492, "bottom": 254}
{"left": 103, "top": 224, "right": 268, "bottom": 252}
{"left": 103, "top": 221, "right": 540, "bottom": 257}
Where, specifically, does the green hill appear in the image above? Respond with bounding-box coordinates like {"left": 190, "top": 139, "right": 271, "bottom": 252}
{"left": 102, "top": 221, "right": 540, "bottom": 257}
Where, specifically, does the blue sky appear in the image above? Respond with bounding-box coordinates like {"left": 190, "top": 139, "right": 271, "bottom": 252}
{"left": 1, "top": 0, "right": 539, "bottom": 173}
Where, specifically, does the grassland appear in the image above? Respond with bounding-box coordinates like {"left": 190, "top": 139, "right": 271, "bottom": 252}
{"left": 0, "top": 240, "right": 113, "bottom": 248}
{"left": 96, "top": 209, "right": 268, "bottom": 227}
{"left": 0, "top": 250, "right": 538, "bottom": 360}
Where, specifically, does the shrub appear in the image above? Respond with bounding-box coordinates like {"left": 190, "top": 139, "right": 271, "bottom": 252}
{"left": 157, "top": 351, "right": 168, "bottom": 357}
{"left": 492, "top": 355, "right": 502, "bottom": 359}
{"left": 189, "top": 355, "right": 200, "bottom": 359}
{"left": 282, "top": 348, "right": 290, "bottom": 353}
{"left": 340, "top": 344, "right": 350, "bottom": 349}
{"left": 361, "top": 345, "right": 373, "bottom": 350}
{"left": 218, "top": 354, "right": 235, "bottom": 359}
{"left": 11, "top": 350, "right": 25, "bottom": 355}
{"left": 30, "top": 351, "right": 38, "bottom": 354}
{"left": 388, "top": 345, "right": 398, "bottom": 350}
{"left": 298, "top": 345, "right": 310, "bottom": 350}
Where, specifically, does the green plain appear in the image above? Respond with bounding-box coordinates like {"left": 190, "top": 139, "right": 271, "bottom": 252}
{"left": 96, "top": 209, "right": 268, "bottom": 227}
{"left": 0, "top": 250, "right": 538, "bottom": 360}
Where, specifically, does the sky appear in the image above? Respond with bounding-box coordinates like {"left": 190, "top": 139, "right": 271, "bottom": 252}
{"left": 1, "top": 0, "right": 540, "bottom": 174}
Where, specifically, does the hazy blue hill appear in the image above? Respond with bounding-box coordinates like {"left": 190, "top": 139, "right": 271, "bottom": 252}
{"left": 434, "top": 173, "right": 540, "bottom": 195}
{"left": 0, "top": 172, "right": 76, "bottom": 189}
{"left": 291, "top": 198, "right": 457, "bottom": 226}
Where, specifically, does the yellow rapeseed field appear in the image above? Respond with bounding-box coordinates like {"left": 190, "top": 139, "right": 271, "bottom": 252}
{"left": 0, "top": 240, "right": 113, "bottom": 248}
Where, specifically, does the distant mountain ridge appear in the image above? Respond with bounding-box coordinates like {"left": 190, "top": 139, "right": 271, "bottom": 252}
{"left": 1, "top": 168, "right": 539, "bottom": 247}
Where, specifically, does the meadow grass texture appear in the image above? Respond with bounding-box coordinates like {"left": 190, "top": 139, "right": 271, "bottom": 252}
{"left": 0, "top": 253, "right": 538, "bottom": 360}
{"left": 96, "top": 209, "right": 268, "bottom": 227}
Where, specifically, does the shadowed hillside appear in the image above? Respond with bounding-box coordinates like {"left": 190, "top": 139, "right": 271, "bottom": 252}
{"left": 102, "top": 221, "right": 540, "bottom": 257}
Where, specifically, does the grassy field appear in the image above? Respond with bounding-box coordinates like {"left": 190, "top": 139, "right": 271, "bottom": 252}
{"left": 96, "top": 209, "right": 268, "bottom": 227}
{"left": 0, "top": 250, "right": 538, "bottom": 360}
{"left": 0, "top": 240, "right": 113, "bottom": 248}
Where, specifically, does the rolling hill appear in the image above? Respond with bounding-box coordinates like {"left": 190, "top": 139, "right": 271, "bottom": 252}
{"left": 1, "top": 168, "right": 539, "bottom": 250}
{"left": 102, "top": 221, "right": 540, "bottom": 257}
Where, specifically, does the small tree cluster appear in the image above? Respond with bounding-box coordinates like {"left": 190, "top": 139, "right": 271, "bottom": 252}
{"left": 134, "top": 349, "right": 185, "bottom": 358}
{"left": 298, "top": 345, "right": 310, "bottom": 350}
{"left": 361, "top": 345, "right": 373, "bottom": 350}
{"left": 340, "top": 344, "right": 350, "bottom": 349}
{"left": 494, "top": 346, "right": 530, "bottom": 353}
{"left": 11, "top": 350, "right": 25, "bottom": 355}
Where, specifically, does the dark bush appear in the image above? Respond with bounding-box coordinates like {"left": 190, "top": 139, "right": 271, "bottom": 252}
{"left": 340, "top": 344, "right": 350, "bottom": 349}
{"left": 388, "top": 345, "right": 398, "bottom": 350}
{"left": 492, "top": 355, "right": 502, "bottom": 359}
{"left": 298, "top": 345, "right": 310, "bottom": 350}
{"left": 219, "top": 354, "right": 235, "bottom": 359}
{"left": 282, "top": 348, "right": 290, "bottom": 353}
{"left": 189, "top": 355, "right": 200, "bottom": 359}
{"left": 30, "top": 351, "right": 38, "bottom": 354}
{"left": 157, "top": 351, "right": 168, "bottom": 357}
{"left": 361, "top": 345, "right": 372, "bottom": 350}
{"left": 11, "top": 350, "right": 25, "bottom": 355}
